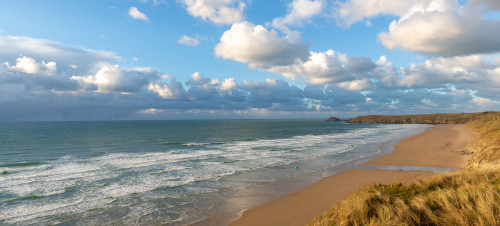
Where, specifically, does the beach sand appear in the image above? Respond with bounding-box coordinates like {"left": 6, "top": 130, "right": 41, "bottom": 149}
{"left": 365, "top": 124, "right": 477, "bottom": 168}
{"left": 229, "top": 124, "right": 477, "bottom": 226}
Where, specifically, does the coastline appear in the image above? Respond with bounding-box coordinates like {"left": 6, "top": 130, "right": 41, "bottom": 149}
{"left": 229, "top": 124, "right": 476, "bottom": 226}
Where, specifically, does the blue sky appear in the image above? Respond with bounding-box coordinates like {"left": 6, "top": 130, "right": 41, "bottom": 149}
{"left": 0, "top": 0, "right": 499, "bottom": 120}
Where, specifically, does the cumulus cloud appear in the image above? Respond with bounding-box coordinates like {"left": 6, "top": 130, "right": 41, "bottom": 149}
{"left": 178, "top": 35, "right": 200, "bottom": 46}
{"left": 221, "top": 78, "right": 238, "bottom": 90}
{"left": 128, "top": 6, "right": 150, "bottom": 22}
{"left": 334, "top": 0, "right": 500, "bottom": 56}
{"left": 71, "top": 65, "right": 163, "bottom": 93}
{"left": 215, "top": 22, "right": 310, "bottom": 68}
{"left": 5, "top": 56, "right": 56, "bottom": 75}
{"left": 379, "top": 0, "right": 500, "bottom": 56}
{"left": 266, "top": 50, "right": 376, "bottom": 85}
{"left": 148, "top": 78, "right": 185, "bottom": 99}
{"left": 368, "top": 54, "right": 500, "bottom": 102}
{"left": 180, "top": 0, "right": 246, "bottom": 25}
{"left": 337, "top": 79, "right": 372, "bottom": 91}
{"left": 214, "top": 22, "right": 379, "bottom": 86}
{"left": 272, "top": 0, "right": 324, "bottom": 32}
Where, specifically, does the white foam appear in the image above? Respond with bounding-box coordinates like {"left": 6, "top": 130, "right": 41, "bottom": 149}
{"left": 0, "top": 123, "right": 431, "bottom": 225}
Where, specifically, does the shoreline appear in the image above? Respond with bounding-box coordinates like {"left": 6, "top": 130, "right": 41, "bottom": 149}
{"left": 190, "top": 124, "right": 430, "bottom": 226}
{"left": 228, "top": 124, "right": 477, "bottom": 226}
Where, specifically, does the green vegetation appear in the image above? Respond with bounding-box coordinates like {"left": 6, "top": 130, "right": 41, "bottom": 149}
{"left": 310, "top": 112, "right": 500, "bottom": 225}
{"left": 2, "top": 170, "right": 8, "bottom": 175}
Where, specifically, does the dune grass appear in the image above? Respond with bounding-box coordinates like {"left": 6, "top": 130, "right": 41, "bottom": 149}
{"left": 309, "top": 112, "right": 500, "bottom": 225}
{"left": 309, "top": 170, "right": 500, "bottom": 226}
{"left": 465, "top": 112, "right": 500, "bottom": 169}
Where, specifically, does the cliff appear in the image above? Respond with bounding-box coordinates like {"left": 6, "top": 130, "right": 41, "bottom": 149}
{"left": 464, "top": 112, "right": 500, "bottom": 170}
{"left": 347, "top": 112, "right": 497, "bottom": 124}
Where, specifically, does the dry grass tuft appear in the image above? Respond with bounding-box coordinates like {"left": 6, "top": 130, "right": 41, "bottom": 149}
{"left": 309, "top": 170, "right": 500, "bottom": 226}
{"left": 465, "top": 112, "right": 500, "bottom": 169}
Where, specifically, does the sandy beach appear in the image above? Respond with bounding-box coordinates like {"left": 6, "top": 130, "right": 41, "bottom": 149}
{"left": 230, "top": 124, "right": 477, "bottom": 226}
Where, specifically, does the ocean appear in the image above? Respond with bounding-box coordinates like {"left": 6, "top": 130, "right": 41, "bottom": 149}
{"left": 0, "top": 120, "right": 430, "bottom": 225}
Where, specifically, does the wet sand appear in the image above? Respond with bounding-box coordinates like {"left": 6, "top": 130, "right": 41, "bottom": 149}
{"left": 229, "top": 124, "right": 476, "bottom": 226}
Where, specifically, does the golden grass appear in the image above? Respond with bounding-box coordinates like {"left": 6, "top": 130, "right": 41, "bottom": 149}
{"left": 309, "top": 112, "right": 500, "bottom": 226}
{"left": 309, "top": 170, "right": 500, "bottom": 226}
{"left": 347, "top": 112, "right": 497, "bottom": 124}
{"left": 465, "top": 112, "right": 500, "bottom": 169}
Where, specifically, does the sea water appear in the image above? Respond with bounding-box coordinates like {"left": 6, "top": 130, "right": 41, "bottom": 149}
{"left": 0, "top": 120, "right": 430, "bottom": 225}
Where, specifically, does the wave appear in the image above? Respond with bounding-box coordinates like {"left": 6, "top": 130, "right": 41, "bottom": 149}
{"left": 0, "top": 161, "right": 42, "bottom": 168}
{"left": 0, "top": 123, "right": 430, "bottom": 225}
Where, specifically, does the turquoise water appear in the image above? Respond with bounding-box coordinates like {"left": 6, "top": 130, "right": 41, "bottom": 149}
{"left": 0, "top": 120, "right": 429, "bottom": 225}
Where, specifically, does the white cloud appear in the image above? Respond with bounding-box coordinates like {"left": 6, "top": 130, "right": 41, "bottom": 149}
{"left": 214, "top": 22, "right": 379, "bottom": 86}
{"left": 137, "top": 108, "right": 165, "bottom": 114}
{"left": 188, "top": 72, "right": 213, "bottom": 86}
{"left": 397, "top": 55, "right": 491, "bottom": 88}
{"left": 337, "top": 79, "right": 372, "bottom": 91}
{"left": 148, "top": 78, "right": 185, "bottom": 99}
{"left": 368, "top": 54, "right": 500, "bottom": 101}
{"left": 221, "top": 78, "right": 238, "bottom": 90}
{"left": 378, "top": 0, "right": 500, "bottom": 56}
{"left": 6, "top": 56, "right": 56, "bottom": 75}
{"left": 178, "top": 35, "right": 200, "bottom": 46}
{"left": 180, "top": 0, "right": 246, "bottom": 25}
{"left": 215, "top": 22, "right": 310, "bottom": 68}
{"left": 472, "top": 96, "right": 498, "bottom": 107}
{"left": 72, "top": 65, "right": 158, "bottom": 93}
{"left": 128, "top": 6, "right": 150, "bottom": 22}
{"left": 335, "top": 0, "right": 500, "bottom": 56}
{"left": 266, "top": 50, "right": 375, "bottom": 85}
{"left": 272, "top": 0, "right": 324, "bottom": 32}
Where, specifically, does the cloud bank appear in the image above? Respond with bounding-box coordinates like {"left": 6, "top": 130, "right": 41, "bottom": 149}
{"left": 1, "top": 33, "right": 499, "bottom": 121}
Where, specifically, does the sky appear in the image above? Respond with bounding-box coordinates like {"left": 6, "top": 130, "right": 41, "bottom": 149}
{"left": 0, "top": 0, "right": 499, "bottom": 121}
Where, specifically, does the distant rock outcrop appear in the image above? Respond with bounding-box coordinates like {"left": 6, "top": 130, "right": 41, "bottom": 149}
{"left": 326, "top": 117, "right": 341, "bottom": 121}
{"left": 347, "top": 112, "right": 498, "bottom": 124}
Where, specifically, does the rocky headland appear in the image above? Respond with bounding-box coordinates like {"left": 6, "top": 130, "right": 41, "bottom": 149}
{"left": 326, "top": 117, "right": 341, "bottom": 121}
{"left": 347, "top": 112, "right": 498, "bottom": 124}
